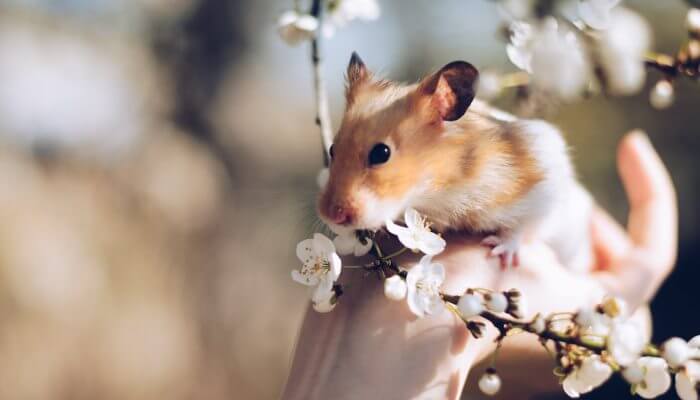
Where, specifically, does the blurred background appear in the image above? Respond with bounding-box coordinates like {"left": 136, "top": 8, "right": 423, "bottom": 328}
{"left": 0, "top": 0, "right": 696, "bottom": 399}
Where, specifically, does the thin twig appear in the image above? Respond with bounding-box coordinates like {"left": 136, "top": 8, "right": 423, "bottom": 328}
{"left": 645, "top": 52, "right": 679, "bottom": 77}
{"left": 309, "top": 0, "right": 334, "bottom": 167}
{"left": 440, "top": 294, "right": 660, "bottom": 357}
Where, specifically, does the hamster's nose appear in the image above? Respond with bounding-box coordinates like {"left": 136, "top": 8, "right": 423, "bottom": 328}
{"left": 329, "top": 205, "right": 354, "bottom": 225}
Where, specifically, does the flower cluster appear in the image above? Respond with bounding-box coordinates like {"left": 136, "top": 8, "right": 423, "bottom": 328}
{"left": 291, "top": 207, "right": 700, "bottom": 398}
{"left": 487, "top": 0, "right": 700, "bottom": 110}
{"left": 497, "top": 0, "right": 652, "bottom": 102}
{"left": 277, "top": 0, "right": 380, "bottom": 46}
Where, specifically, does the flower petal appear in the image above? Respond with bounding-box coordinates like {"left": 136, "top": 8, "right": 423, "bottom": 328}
{"left": 636, "top": 357, "right": 671, "bottom": 399}
{"left": 385, "top": 219, "right": 408, "bottom": 237}
{"left": 277, "top": 10, "right": 299, "bottom": 27}
{"left": 579, "top": 356, "right": 613, "bottom": 389}
{"left": 404, "top": 208, "right": 422, "bottom": 230}
{"left": 676, "top": 370, "right": 698, "bottom": 400}
{"left": 291, "top": 270, "right": 317, "bottom": 286}
{"left": 386, "top": 220, "right": 419, "bottom": 250}
{"left": 426, "top": 262, "right": 446, "bottom": 285}
{"left": 562, "top": 373, "right": 583, "bottom": 398}
{"left": 425, "top": 296, "right": 445, "bottom": 316}
{"left": 296, "top": 238, "right": 315, "bottom": 264}
{"left": 418, "top": 231, "right": 446, "bottom": 255}
{"left": 328, "top": 253, "right": 342, "bottom": 281}
{"left": 312, "top": 277, "right": 334, "bottom": 303}
{"left": 313, "top": 232, "right": 336, "bottom": 256}
{"left": 405, "top": 263, "right": 421, "bottom": 288}
{"left": 579, "top": 0, "right": 613, "bottom": 30}
{"left": 406, "top": 288, "right": 424, "bottom": 317}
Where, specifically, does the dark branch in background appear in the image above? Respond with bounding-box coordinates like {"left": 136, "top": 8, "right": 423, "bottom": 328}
{"left": 309, "top": 0, "right": 334, "bottom": 167}
{"left": 645, "top": 49, "right": 700, "bottom": 80}
{"left": 151, "top": 0, "right": 243, "bottom": 182}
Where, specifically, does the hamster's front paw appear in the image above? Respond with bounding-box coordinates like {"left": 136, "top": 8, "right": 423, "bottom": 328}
{"left": 481, "top": 234, "right": 521, "bottom": 269}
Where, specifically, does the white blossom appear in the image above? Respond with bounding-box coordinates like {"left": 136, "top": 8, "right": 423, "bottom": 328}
{"left": 650, "top": 80, "right": 674, "bottom": 110}
{"left": 625, "top": 357, "right": 672, "bottom": 399}
{"left": 332, "top": 230, "right": 372, "bottom": 257}
{"left": 323, "top": 0, "right": 381, "bottom": 38}
{"left": 663, "top": 337, "right": 692, "bottom": 368}
{"left": 530, "top": 18, "right": 592, "bottom": 100}
{"left": 688, "top": 8, "right": 700, "bottom": 32}
{"left": 676, "top": 361, "right": 700, "bottom": 400}
{"left": 486, "top": 292, "right": 508, "bottom": 313}
{"left": 562, "top": 355, "right": 613, "bottom": 398}
{"left": 292, "top": 233, "right": 342, "bottom": 309}
{"left": 507, "top": 18, "right": 592, "bottom": 100}
{"left": 607, "top": 319, "right": 646, "bottom": 366}
{"left": 386, "top": 208, "right": 446, "bottom": 256}
{"left": 506, "top": 21, "right": 534, "bottom": 72}
{"left": 405, "top": 255, "right": 445, "bottom": 317}
{"left": 478, "top": 370, "right": 502, "bottom": 396}
{"left": 457, "top": 294, "right": 484, "bottom": 319}
{"left": 531, "top": 315, "right": 546, "bottom": 334}
{"left": 576, "top": 307, "right": 612, "bottom": 337}
{"left": 277, "top": 10, "right": 319, "bottom": 46}
{"left": 597, "top": 7, "right": 651, "bottom": 95}
{"left": 578, "top": 0, "right": 622, "bottom": 30}
{"left": 623, "top": 360, "right": 645, "bottom": 384}
{"left": 384, "top": 275, "right": 407, "bottom": 301}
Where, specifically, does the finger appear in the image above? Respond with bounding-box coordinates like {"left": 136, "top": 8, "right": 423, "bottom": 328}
{"left": 617, "top": 131, "right": 677, "bottom": 268}
{"left": 594, "top": 252, "right": 665, "bottom": 309}
{"left": 590, "top": 207, "right": 631, "bottom": 269}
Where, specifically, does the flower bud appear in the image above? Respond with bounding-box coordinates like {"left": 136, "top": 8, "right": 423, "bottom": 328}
{"left": 384, "top": 275, "right": 407, "bottom": 301}
{"left": 530, "top": 314, "right": 546, "bottom": 334}
{"left": 458, "top": 294, "right": 484, "bottom": 319}
{"left": 622, "top": 361, "right": 645, "bottom": 384}
{"left": 478, "top": 369, "right": 502, "bottom": 396}
{"left": 507, "top": 295, "right": 528, "bottom": 319}
{"left": 663, "top": 337, "right": 691, "bottom": 368}
{"left": 486, "top": 292, "right": 508, "bottom": 313}
{"left": 650, "top": 80, "right": 674, "bottom": 110}
{"left": 312, "top": 296, "right": 337, "bottom": 313}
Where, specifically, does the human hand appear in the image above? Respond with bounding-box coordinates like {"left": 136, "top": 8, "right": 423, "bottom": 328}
{"left": 282, "top": 131, "right": 677, "bottom": 400}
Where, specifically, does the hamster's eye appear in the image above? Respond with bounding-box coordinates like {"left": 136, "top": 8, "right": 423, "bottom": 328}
{"left": 329, "top": 144, "right": 335, "bottom": 160}
{"left": 368, "top": 143, "right": 391, "bottom": 166}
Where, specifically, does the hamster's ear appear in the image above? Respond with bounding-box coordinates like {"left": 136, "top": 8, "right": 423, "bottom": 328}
{"left": 417, "top": 61, "right": 479, "bottom": 121}
{"left": 345, "top": 52, "right": 369, "bottom": 101}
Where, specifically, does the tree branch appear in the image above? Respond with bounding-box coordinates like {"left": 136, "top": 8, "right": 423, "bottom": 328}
{"left": 309, "top": 0, "right": 334, "bottom": 167}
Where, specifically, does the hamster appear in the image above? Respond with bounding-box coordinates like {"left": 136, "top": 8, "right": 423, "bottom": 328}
{"left": 318, "top": 52, "right": 592, "bottom": 271}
